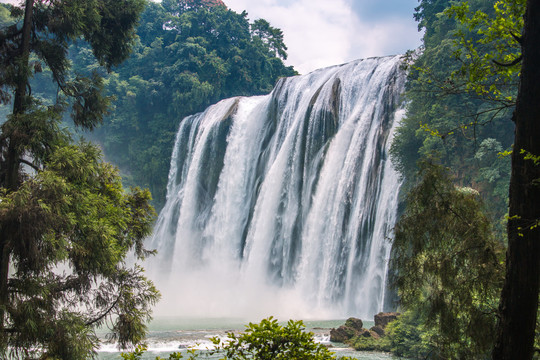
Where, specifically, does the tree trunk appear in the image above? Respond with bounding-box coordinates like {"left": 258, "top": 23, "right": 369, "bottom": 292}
{"left": 0, "top": 0, "right": 34, "bottom": 342}
{"left": 492, "top": 1, "right": 540, "bottom": 359}
{"left": 13, "top": 0, "right": 33, "bottom": 116}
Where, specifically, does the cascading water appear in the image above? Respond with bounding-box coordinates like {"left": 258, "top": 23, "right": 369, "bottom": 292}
{"left": 147, "top": 55, "right": 406, "bottom": 320}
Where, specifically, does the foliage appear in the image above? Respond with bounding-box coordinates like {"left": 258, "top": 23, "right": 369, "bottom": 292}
{"left": 0, "top": 0, "right": 145, "bottom": 118}
{"left": 121, "top": 344, "right": 184, "bottom": 359}
{"left": 445, "top": 0, "right": 524, "bottom": 102}
{"left": 349, "top": 335, "right": 390, "bottom": 352}
{"left": 391, "top": 0, "right": 515, "bottom": 230}
{"left": 0, "top": 132, "right": 160, "bottom": 359}
{"left": 0, "top": 4, "right": 13, "bottom": 28}
{"left": 121, "top": 318, "right": 354, "bottom": 360}
{"left": 0, "top": 0, "right": 159, "bottom": 358}
{"left": 390, "top": 161, "right": 505, "bottom": 359}
{"left": 384, "top": 310, "right": 434, "bottom": 359}
{"left": 393, "top": 0, "right": 540, "bottom": 358}
{"left": 210, "top": 318, "right": 350, "bottom": 360}
{"left": 72, "top": 0, "right": 297, "bottom": 209}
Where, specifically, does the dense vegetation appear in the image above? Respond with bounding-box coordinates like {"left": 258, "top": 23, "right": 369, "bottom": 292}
{"left": 391, "top": 0, "right": 516, "bottom": 231}
{"left": 389, "top": 0, "right": 539, "bottom": 358}
{"left": 0, "top": 1, "right": 159, "bottom": 358}
{"left": 75, "top": 0, "right": 297, "bottom": 208}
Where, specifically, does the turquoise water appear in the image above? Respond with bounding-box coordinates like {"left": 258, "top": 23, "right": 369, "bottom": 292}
{"left": 97, "top": 318, "right": 399, "bottom": 360}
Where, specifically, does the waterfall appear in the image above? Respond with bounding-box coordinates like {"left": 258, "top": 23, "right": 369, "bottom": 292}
{"left": 148, "top": 55, "right": 406, "bottom": 320}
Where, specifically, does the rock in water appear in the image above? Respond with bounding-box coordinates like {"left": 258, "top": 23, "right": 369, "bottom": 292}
{"left": 330, "top": 326, "right": 354, "bottom": 343}
{"left": 330, "top": 317, "right": 364, "bottom": 342}
{"left": 344, "top": 317, "right": 364, "bottom": 331}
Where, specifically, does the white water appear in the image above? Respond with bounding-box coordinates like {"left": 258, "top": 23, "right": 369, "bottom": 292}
{"left": 147, "top": 55, "right": 406, "bottom": 320}
{"left": 96, "top": 318, "right": 395, "bottom": 360}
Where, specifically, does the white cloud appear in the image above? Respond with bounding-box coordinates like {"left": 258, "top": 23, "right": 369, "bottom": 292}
{"left": 225, "top": 0, "right": 421, "bottom": 74}
{"left": 348, "top": 15, "right": 422, "bottom": 60}
{"left": 226, "top": 0, "right": 356, "bottom": 74}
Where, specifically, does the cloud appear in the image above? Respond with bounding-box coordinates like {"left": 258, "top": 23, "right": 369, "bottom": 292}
{"left": 226, "top": 0, "right": 422, "bottom": 74}
{"left": 348, "top": 15, "right": 422, "bottom": 60}
{"left": 226, "top": 0, "right": 356, "bottom": 74}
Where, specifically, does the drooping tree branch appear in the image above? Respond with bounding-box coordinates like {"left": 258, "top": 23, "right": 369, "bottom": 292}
{"left": 19, "top": 158, "right": 39, "bottom": 172}
{"left": 493, "top": 54, "right": 523, "bottom": 67}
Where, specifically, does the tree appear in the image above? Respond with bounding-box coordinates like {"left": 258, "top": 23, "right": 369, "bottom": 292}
{"left": 390, "top": 162, "right": 504, "bottom": 359}
{"left": 77, "top": 1, "right": 296, "bottom": 209}
{"left": 491, "top": 0, "right": 540, "bottom": 358}
{"left": 391, "top": 0, "right": 515, "bottom": 231}
{"left": 0, "top": 1, "right": 160, "bottom": 358}
{"left": 394, "top": 0, "right": 539, "bottom": 357}
{"left": 251, "top": 19, "right": 288, "bottom": 60}
{"left": 444, "top": 0, "right": 539, "bottom": 357}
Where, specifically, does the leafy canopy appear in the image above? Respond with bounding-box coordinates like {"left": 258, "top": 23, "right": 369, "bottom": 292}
{"left": 391, "top": 0, "right": 516, "bottom": 230}
{"left": 445, "top": 0, "right": 524, "bottom": 102}
{"left": 0, "top": 0, "right": 160, "bottom": 358}
{"left": 72, "top": 0, "right": 296, "bottom": 209}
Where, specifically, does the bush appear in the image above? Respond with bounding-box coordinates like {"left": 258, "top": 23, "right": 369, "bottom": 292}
{"left": 211, "top": 317, "right": 353, "bottom": 360}
{"left": 350, "top": 336, "right": 391, "bottom": 352}
{"left": 384, "top": 310, "right": 434, "bottom": 359}
{"left": 122, "top": 317, "right": 354, "bottom": 360}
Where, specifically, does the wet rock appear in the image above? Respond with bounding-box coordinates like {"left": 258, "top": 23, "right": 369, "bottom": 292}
{"left": 330, "top": 326, "right": 353, "bottom": 343}
{"left": 344, "top": 317, "right": 363, "bottom": 331}
{"left": 330, "top": 317, "right": 364, "bottom": 342}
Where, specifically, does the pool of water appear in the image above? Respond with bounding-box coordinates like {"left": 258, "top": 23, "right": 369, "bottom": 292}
{"left": 96, "top": 317, "right": 398, "bottom": 360}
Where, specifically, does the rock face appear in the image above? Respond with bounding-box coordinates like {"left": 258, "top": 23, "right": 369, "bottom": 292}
{"left": 374, "top": 312, "right": 400, "bottom": 328}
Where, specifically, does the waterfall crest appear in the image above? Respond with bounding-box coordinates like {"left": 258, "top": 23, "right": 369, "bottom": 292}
{"left": 148, "top": 55, "right": 406, "bottom": 319}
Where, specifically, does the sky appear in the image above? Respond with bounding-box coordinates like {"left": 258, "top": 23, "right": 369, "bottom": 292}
{"left": 1, "top": 0, "right": 424, "bottom": 74}
{"left": 224, "top": 0, "right": 423, "bottom": 74}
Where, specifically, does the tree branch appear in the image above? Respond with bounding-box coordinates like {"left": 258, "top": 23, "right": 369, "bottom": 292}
{"left": 510, "top": 32, "right": 522, "bottom": 44}
{"left": 85, "top": 290, "right": 122, "bottom": 327}
{"left": 19, "top": 158, "right": 39, "bottom": 172}
{"left": 493, "top": 54, "right": 522, "bottom": 67}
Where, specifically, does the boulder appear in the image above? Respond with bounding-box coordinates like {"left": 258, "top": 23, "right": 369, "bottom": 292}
{"left": 344, "top": 317, "right": 363, "bottom": 331}
{"left": 330, "top": 326, "right": 353, "bottom": 343}
{"left": 374, "top": 312, "right": 400, "bottom": 328}
{"left": 370, "top": 325, "right": 385, "bottom": 337}
{"left": 329, "top": 317, "right": 364, "bottom": 343}
{"left": 359, "top": 328, "right": 372, "bottom": 337}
